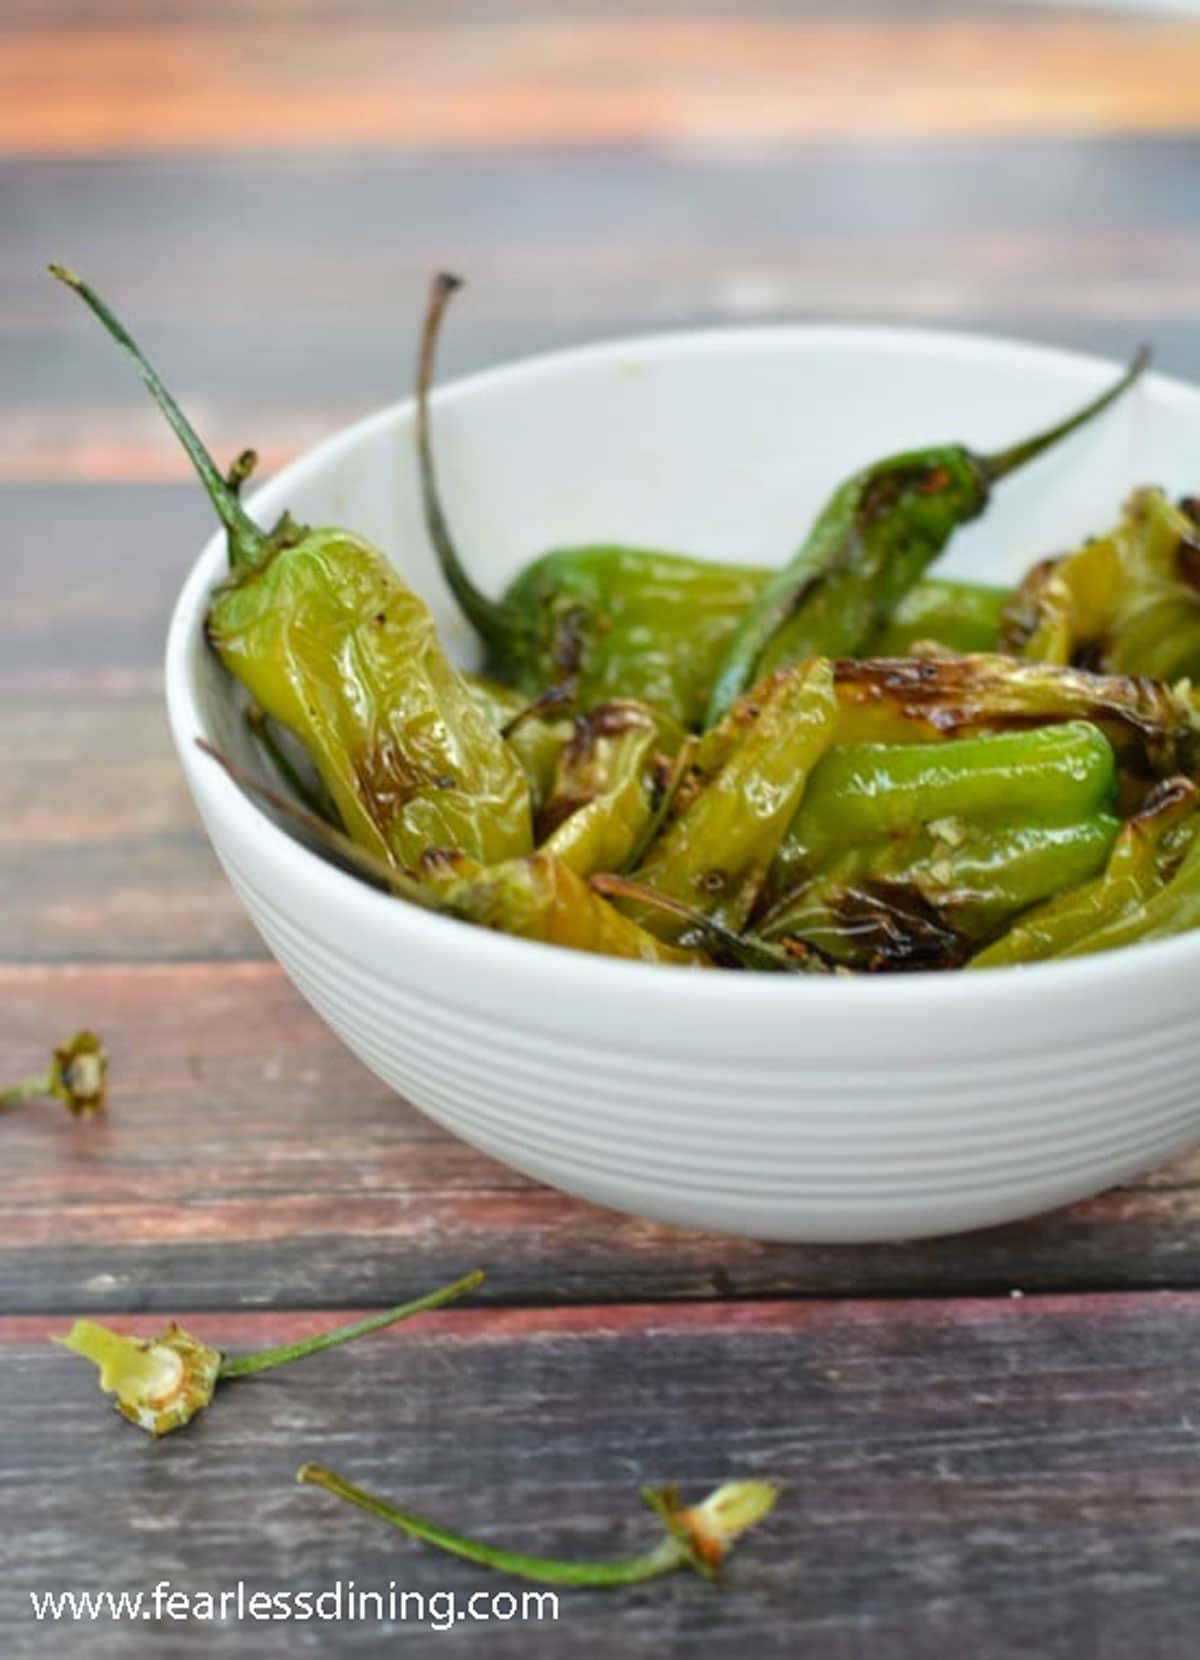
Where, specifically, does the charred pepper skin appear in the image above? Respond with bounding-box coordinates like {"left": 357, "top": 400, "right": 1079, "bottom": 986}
{"left": 198, "top": 740, "right": 704, "bottom": 966}
{"left": 208, "top": 534, "right": 533, "bottom": 869}
{"left": 759, "top": 813, "right": 1120, "bottom": 972}
{"left": 418, "top": 274, "right": 1053, "bottom": 729}
{"left": 1000, "top": 488, "right": 1200, "bottom": 681}
{"left": 537, "top": 702, "right": 665, "bottom": 877}
{"left": 704, "top": 349, "right": 1150, "bottom": 727}
{"left": 830, "top": 653, "right": 1200, "bottom": 782}
{"left": 52, "top": 264, "right": 533, "bottom": 872}
{"left": 761, "top": 722, "right": 1121, "bottom": 970}
{"left": 622, "top": 659, "right": 838, "bottom": 941}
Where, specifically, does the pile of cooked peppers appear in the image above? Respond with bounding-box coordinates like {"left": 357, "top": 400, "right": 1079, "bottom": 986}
{"left": 55, "top": 265, "right": 1200, "bottom": 973}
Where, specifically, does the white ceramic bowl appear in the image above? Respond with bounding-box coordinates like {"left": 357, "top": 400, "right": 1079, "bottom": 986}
{"left": 166, "top": 324, "right": 1200, "bottom": 1243}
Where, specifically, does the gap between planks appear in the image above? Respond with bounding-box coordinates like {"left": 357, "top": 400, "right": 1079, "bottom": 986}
{"left": 6, "top": 1286, "right": 1200, "bottom": 1348}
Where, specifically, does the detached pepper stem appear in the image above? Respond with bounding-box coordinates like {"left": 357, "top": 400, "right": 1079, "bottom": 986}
{"left": 58, "top": 1272, "right": 484, "bottom": 1436}
{"left": 218, "top": 1270, "right": 484, "bottom": 1379}
{"left": 48, "top": 264, "right": 270, "bottom": 573}
{"left": 415, "top": 272, "right": 529, "bottom": 655}
{"left": 588, "top": 873, "right": 808, "bottom": 973}
{"left": 0, "top": 1074, "right": 50, "bottom": 1107}
{"left": 297, "top": 1467, "right": 777, "bottom": 1588}
{"left": 978, "top": 346, "right": 1150, "bottom": 484}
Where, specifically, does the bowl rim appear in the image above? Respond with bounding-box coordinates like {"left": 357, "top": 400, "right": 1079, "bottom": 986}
{"left": 165, "top": 317, "right": 1200, "bottom": 1011}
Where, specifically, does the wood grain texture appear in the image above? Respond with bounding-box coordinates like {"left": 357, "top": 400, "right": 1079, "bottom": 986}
{"left": 7, "top": 139, "right": 1200, "bottom": 483}
{"left": 0, "top": 703, "right": 260, "bottom": 961}
{"left": 4, "top": 961, "right": 1200, "bottom": 1316}
{"left": 2, "top": 1293, "right": 1198, "bottom": 1657}
{"left": 4, "top": 9, "right": 1200, "bottom": 157}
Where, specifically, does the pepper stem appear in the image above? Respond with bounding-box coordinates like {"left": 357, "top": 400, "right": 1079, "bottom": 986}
{"left": 296, "top": 1465, "right": 699, "bottom": 1587}
{"left": 978, "top": 345, "right": 1150, "bottom": 484}
{"left": 244, "top": 705, "right": 336, "bottom": 823}
{"left": 195, "top": 739, "right": 437, "bottom": 911}
{"left": 415, "top": 272, "right": 528, "bottom": 654}
{"left": 0, "top": 1071, "right": 51, "bottom": 1107}
{"left": 49, "top": 264, "right": 270, "bottom": 572}
{"left": 218, "top": 1270, "right": 484, "bottom": 1379}
{"left": 1, "top": 1031, "right": 108, "bottom": 1115}
{"left": 588, "top": 873, "right": 813, "bottom": 973}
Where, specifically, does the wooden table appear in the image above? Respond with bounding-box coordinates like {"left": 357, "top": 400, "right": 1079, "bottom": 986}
{"left": 5, "top": 3, "right": 1200, "bottom": 1654}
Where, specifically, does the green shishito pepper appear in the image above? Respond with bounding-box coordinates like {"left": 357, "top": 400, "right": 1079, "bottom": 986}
{"left": 198, "top": 741, "right": 705, "bottom": 966}
{"left": 418, "top": 274, "right": 1143, "bottom": 730}
{"left": 416, "top": 273, "right": 766, "bottom": 730}
{"left": 1000, "top": 488, "right": 1200, "bottom": 681}
{"left": 704, "top": 351, "right": 1149, "bottom": 725}
{"left": 869, "top": 577, "right": 1007, "bottom": 655}
{"left": 621, "top": 659, "right": 838, "bottom": 941}
{"left": 830, "top": 653, "right": 1200, "bottom": 781}
{"left": 772, "top": 722, "right": 1117, "bottom": 897}
{"left": 53, "top": 266, "right": 533, "bottom": 872}
{"left": 971, "top": 776, "right": 1200, "bottom": 967}
{"left": 759, "top": 722, "right": 1120, "bottom": 969}
{"left": 760, "top": 817, "right": 1120, "bottom": 972}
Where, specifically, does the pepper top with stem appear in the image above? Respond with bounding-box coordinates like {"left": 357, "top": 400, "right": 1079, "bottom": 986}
{"left": 416, "top": 272, "right": 774, "bottom": 730}
{"left": 1, "top": 1031, "right": 107, "bottom": 1116}
{"left": 56, "top": 1270, "right": 484, "bottom": 1436}
{"left": 51, "top": 264, "right": 533, "bottom": 872}
{"left": 297, "top": 1463, "right": 779, "bottom": 1587}
{"left": 704, "top": 347, "right": 1151, "bottom": 726}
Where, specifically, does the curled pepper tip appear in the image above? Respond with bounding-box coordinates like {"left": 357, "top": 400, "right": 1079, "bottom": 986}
{"left": 978, "top": 344, "right": 1152, "bottom": 486}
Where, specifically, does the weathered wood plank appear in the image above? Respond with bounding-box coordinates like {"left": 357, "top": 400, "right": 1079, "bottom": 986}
{"left": 6, "top": 139, "right": 1200, "bottom": 482}
{"left": 3, "top": 962, "right": 1200, "bottom": 1314}
{"left": 1, "top": 1292, "right": 1197, "bottom": 1657}
{"left": 4, "top": 12, "right": 1200, "bottom": 157}
{"left": 4, "top": 488, "right": 212, "bottom": 693}
{"left": 0, "top": 703, "right": 262, "bottom": 960}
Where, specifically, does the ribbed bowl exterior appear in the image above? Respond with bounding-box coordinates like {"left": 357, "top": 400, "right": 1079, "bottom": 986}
{"left": 167, "top": 325, "right": 1200, "bottom": 1242}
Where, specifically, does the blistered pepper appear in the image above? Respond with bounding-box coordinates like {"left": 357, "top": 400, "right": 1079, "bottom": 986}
{"left": 1000, "top": 488, "right": 1200, "bottom": 680}
{"left": 760, "top": 813, "right": 1119, "bottom": 971}
{"left": 830, "top": 653, "right": 1200, "bottom": 781}
{"left": 1052, "top": 816, "right": 1200, "bottom": 956}
{"left": 704, "top": 351, "right": 1149, "bottom": 725}
{"left": 772, "top": 721, "right": 1117, "bottom": 895}
{"left": 621, "top": 659, "right": 838, "bottom": 939}
{"left": 416, "top": 274, "right": 768, "bottom": 730}
{"left": 971, "top": 776, "right": 1200, "bottom": 967}
{"left": 198, "top": 742, "right": 704, "bottom": 966}
{"left": 53, "top": 266, "right": 533, "bottom": 872}
{"left": 537, "top": 702, "right": 664, "bottom": 876}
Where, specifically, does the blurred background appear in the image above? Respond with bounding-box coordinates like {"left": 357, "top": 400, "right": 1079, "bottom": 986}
{"left": 5, "top": 0, "right": 1200, "bottom": 697}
